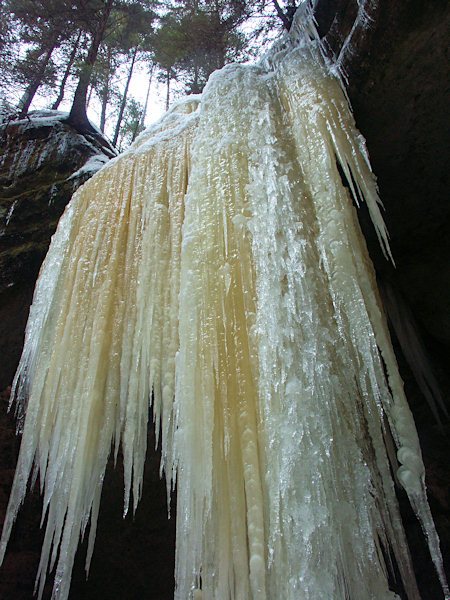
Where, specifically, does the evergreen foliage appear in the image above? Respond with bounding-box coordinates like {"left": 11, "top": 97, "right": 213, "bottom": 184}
{"left": 2, "top": 0, "right": 301, "bottom": 146}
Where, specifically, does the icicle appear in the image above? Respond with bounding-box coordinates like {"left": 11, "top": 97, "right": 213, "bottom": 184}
{"left": 1, "top": 100, "right": 200, "bottom": 600}
{"left": 379, "top": 278, "right": 448, "bottom": 428}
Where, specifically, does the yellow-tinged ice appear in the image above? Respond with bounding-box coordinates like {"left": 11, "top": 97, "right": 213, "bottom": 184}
{"left": 1, "top": 21, "right": 448, "bottom": 600}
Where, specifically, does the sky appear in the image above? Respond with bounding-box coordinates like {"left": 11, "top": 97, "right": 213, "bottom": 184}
{"left": 3, "top": 45, "right": 183, "bottom": 144}
{"left": 4, "top": 3, "right": 287, "bottom": 148}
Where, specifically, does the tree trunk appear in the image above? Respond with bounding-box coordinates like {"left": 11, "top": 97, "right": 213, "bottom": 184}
{"left": 165, "top": 67, "right": 171, "bottom": 111}
{"left": 18, "top": 41, "right": 57, "bottom": 117}
{"left": 192, "top": 62, "right": 199, "bottom": 93}
{"left": 271, "top": 0, "right": 292, "bottom": 30}
{"left": 52, "top": 31, "right": 82, "bottom": 110}
{"left": 131, "top": 64, "right": 153, "bottom": 143}
{"left": 99, "top": 47, "right": 113, "bottom": 133}
{"left": 68, "top": 0, "right": 114, "bottom": 132}
{"left": 112, "top": 46, "right": 138, "bottom": 147}
{"left": 99, "top": 79, "right": 109, "bottom": 133}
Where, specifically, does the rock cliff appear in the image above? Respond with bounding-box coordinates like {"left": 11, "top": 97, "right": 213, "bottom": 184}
{"left": 315, "top": 2, "right": 449, "bottom": 596}
{"left": 0, "top": 111, "right": 114, "bottom": 390}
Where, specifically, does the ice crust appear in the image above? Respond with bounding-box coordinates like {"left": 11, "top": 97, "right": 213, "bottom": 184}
{"left": 1, "top": 12, "right": 448, "bottom": 600}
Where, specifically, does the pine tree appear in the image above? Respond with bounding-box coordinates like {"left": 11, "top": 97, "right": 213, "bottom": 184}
{"left": 68, "top": 0, "right": 157, "bottom": 136}
{"left": 111, "top": 1, "right": 156, "bottom": 146}
{"left": 116, "top": 97, "right": 144, "bottom": 150}
{"left": 6, "top": 0, "right": 77, "bottom": 116}
{"left": 51, "top": 30, "right": 83, "bottom": 110}
{"left": 131, "top": 63, "right": 154, "bottom": 141}
{"left": 151, "top": 1, "right": 249, "bottom": 100}
{"left": 67, "top": 0, "right": 116, "bottom": 132}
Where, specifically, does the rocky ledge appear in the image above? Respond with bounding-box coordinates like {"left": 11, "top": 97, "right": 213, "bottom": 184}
{"left": 0, "top": 110, "right": 115, "bottom": 390}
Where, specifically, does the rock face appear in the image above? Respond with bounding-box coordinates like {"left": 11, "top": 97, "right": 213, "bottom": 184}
{"left": 317, "top": 0, "right": 450, "bottom": 350}
{"left": 315, "top": 1, "right": 450, "bottom": 597}
{"left": 0, "top": 2, "right": 449, "bottom": 598}
{"left": 0, "top": 388, "right": 176, "bottom": 600}
{"left": 0, "top": 111, "right": 113, "bottom": 390}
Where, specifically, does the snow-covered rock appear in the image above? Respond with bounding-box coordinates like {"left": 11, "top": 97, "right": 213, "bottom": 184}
{"left": 0, "top": 109, "right": 114, "bottom": 388}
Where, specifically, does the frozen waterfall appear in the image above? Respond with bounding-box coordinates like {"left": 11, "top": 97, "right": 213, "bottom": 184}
{"left": 1, "top": 12, "right": 448, "bottom": 600}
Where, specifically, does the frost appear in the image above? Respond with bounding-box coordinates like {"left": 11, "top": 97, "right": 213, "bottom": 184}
{"left": 5, "top": 199, "right": 18, "bottom": 226}
{"left": 1, "top": 8, "right": 448, "bottom": 600}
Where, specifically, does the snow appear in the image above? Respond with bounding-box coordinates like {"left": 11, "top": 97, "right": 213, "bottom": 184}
{"left": 5, "top": 109, "right": 70, "bottom": 129}
{"left": 68, "top": 153, "right": 110, "bottom": 180}
{"left": 5, "top": 199, "right": 18, "bottom": 225}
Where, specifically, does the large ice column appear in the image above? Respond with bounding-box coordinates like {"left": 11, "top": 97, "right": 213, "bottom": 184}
{"left": 1, "top": 24, "right": 448, "bottom": 600}
{"left": 172, "top": 48, "right": 421, "bottom": 599}
{"left": 174, "top": 63, "right": 267, "bottom": 600}
{"left": 276, "top": 45, "right": 448, "bottom": 600}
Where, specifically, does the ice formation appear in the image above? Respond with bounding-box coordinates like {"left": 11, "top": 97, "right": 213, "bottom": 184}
{"left": 1, "top": 8, "right": 448, "bottom": 600}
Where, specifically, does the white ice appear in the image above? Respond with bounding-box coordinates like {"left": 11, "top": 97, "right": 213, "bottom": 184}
{"left": 1, "top": 6, "right": 448, "bottom": 600}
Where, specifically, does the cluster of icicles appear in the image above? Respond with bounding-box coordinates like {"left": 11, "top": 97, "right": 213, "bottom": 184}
{"left": 1, "top": 17, "right": 449, "bottom": 600}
